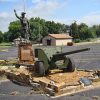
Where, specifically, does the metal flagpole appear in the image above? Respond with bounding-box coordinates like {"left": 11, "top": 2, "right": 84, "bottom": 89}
{"left": 23, "top": 0, "right": 26, "bottom": 12}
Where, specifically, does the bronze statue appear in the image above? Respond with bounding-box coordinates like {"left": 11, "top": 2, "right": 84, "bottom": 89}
{"left": 14, "top": 9, "right": 30, "bottom": 40}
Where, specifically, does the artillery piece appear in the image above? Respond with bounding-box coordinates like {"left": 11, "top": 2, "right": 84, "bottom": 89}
{"left": 34, "top": 47, "right": 90, "bottom": 76}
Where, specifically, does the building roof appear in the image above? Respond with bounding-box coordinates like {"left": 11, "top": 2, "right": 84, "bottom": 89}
{"left": 48, "top": 33, "right": 73, "bottom": 39}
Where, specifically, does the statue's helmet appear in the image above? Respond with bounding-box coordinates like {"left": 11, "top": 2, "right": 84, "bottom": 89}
{"left": 21, "top": 12, "right": 26, "bottom": 15}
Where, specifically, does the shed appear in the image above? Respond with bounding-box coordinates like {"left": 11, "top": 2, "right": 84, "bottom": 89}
{"left": 42, "top": 33, "right": 73, "bottom": 46}
{"left": 13, "top": 37, "right": 26, "bottom": 46}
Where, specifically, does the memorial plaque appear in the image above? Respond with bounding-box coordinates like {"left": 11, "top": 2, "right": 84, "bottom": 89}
{"left": 21, "top": 49, "right": 30, "bottom": 61}
{"left": 18, "top": 42, "right": 35, "bottom": 64}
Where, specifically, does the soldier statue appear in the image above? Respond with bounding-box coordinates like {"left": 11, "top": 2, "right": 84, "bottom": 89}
{"left": 14, "top": 9, "right": 30, "bottom": 40}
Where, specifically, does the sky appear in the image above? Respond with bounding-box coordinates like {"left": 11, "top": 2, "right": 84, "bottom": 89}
{"left": 0, "top": 0, "right": 100, "bottom": 32}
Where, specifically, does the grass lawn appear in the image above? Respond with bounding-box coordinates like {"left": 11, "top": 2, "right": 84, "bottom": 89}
{"left": 0, "top": 42, "right": 12, "bottom": 48}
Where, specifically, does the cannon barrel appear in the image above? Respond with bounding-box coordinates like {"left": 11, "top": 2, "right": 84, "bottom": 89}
{"left": 53, "top": 48, "right": 90, "bottom": 60}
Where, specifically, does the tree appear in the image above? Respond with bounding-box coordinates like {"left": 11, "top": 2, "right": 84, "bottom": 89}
{"left": 92, "top": 25, "right": 100, "bottom": 37}
{"left": 29, "top": 18, "right": 68, "bottom": 41}
{"left": 79, "top": 26, "right": 96, "bottom": 40}
{"left": 8, "top": 21, "right": 21, "bottom": 42}
{"left": 88, "top": 28, "right": 96, "bottom": 38}
{"left": 46, "top": 21, "right": 62, "bottom": 34}
{"left": 0, "top": 31, "right": 3, "bottom": 43}
{"left": 5, "top": 17, "right": 98, "bottom": 42}
{"left": 70, "top": 21, "right": 79, "bottom": 39}
{"left": 78, "top": 23, "right": 88, "bottom": 30}
{"left": 29, "top": 18, "right": 48, "bottom": 41}
{"left": 3, "top": 32, "right": 10, "bottom": 42}
{"left": 62, "top": 24, "right": 70, "bottom": 33}
{"left": 78, "top": 23, "right": 88, "bottom": 40}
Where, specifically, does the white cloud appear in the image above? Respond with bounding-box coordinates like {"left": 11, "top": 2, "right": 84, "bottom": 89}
{"left": 46, "top": 10, "right": 100, "bottom": 26}
{"left": 0, "top": 0, "right": 17, "bottom": 2}
{"left": 0, "top": 12, "right": 15, "bottom": 32}
{"left": 0, "top": 0, "right": 65, "bottom": 32}
{"left": 32, "top": 0, "right": 42, "bottom": 3}
{"left": 0, "top": 12, "right": 9, "bottom": 18}
{"left": 78, "top": 11, "right": 100, "bottom": 26}
{"left": 27, "top": 0, "right": 65, "bottom": 18}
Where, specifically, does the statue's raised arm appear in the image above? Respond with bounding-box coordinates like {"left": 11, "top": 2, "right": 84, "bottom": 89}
{"left": 14, "top": 9, "right": 21, "bottom": 20}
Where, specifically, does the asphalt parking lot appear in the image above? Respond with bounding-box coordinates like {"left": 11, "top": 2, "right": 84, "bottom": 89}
{"left": 63, "top": 43, "right": 100, "bottom": 70}
{"left": 0, "top": 81, "right": 100, "bottom": 100}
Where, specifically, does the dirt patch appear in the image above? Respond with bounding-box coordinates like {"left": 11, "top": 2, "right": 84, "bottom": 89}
{"left": 49, "top": 71, "right": 92, "bottom": 84}
{"left": 33, "top": 70, "right": 93, "bottom": 86}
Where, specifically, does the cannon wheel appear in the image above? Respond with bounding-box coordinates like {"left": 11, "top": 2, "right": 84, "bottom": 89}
{"left": 15, "top": 64, "right": 20, "bottom": 68}
{"left": 63, "top": 57, "right": 75, "bottom": 72}
{"left": 34, "top": 61, "right": 45, "bottom": 76}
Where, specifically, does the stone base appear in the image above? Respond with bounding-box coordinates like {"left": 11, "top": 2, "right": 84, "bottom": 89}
{"left": 18, "top": 42, "right": 35, "bottom": 64}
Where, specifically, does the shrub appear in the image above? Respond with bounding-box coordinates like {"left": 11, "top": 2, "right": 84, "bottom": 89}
{"left": 67, "top": 42, "right": 73, "bottom": 46}
{"left": 74, "top": 39, "right": 81, "bottom": 43}
{"left": 86, "top": 38, "right": 91, "bottom": 42}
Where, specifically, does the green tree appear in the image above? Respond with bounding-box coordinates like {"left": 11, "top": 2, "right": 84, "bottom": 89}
{"left": 3, "top": 32, "right": 10, "bottom": 42}
{"left": 92, "top": 25, "right": 100, "bottom": 37}
{"left": 62, "top": 24, "right": 70, "bottom": 33}
{"left": 8, "top": 21, "right": 21, "bottom": 41}
{"left": 46, "top": 21, "right": 62, "bottom": 33}
{"left": 78, "top": 23, "right": 88, "bottom": 29}
{"left": 79, "top": 27, "right": 96, "bottom": 40}
{"left": 78, "top": 23, "right": 88, "bottom": 40}
{"left": 29, "top": 17, "right": 48, "bottom": 41}
{"left": 0, "top": 31, "right": 3, "bottom": 43}
{"left": 6, "top": 17, "right": 71, "bottom": 42}
{"left": 88, "top": 28, "right": 96, "bottom": 38}
{"left": 70, "top": 21, "right": 79, "bottom": 39}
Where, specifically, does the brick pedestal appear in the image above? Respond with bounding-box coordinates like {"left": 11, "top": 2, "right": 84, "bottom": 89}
{"left": 18, "top": 42, "right": 35, "bottom": 64}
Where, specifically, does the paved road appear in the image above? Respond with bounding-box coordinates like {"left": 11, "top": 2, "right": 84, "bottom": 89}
{"left": 0, "top": 81, "right": 100, "bottom": 100}
{"left": 0, "top": 46, "right": 18, "bottom": 60}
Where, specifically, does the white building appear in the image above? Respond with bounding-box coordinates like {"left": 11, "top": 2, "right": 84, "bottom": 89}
{"left": 42, "top": 33, "right": 73, "bottom": 46}
{"left": 13, "top": 37, "right": 26, "bottom": 46}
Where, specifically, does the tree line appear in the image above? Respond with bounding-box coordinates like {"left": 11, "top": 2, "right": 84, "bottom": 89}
{"left": 0, "top": 17, "right": 100, "bottom": 43}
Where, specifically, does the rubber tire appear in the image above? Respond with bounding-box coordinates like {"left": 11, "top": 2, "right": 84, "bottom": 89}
{"left": 45, "top": 69, "right": 50, "bottom": 75}
{"left": 35, "top": 61, "right": 45, "bottom": 76}
{"left": 15, "top": 64, "right": 20, "bottom": 68}
{"left": 63, "top": 57, "right": 75, "bottom": 72}
{"left": 67, "top": 57, "right": 75, "bottom": 72}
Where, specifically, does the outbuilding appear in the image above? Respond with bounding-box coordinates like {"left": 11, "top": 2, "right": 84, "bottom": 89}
{"left": 13, "top": 37, "right": 26, "bottom": 46}
{"left": 42, "top": 33, "right": 73, "bottom": 46}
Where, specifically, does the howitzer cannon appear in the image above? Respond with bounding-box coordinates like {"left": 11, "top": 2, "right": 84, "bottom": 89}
{"left": 34, "top": 47, "right": 90, "bottom": 76}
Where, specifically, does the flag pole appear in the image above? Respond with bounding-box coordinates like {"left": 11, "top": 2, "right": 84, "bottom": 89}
{"left": 23, "top": 0, "right": 26, "bottom": 12}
